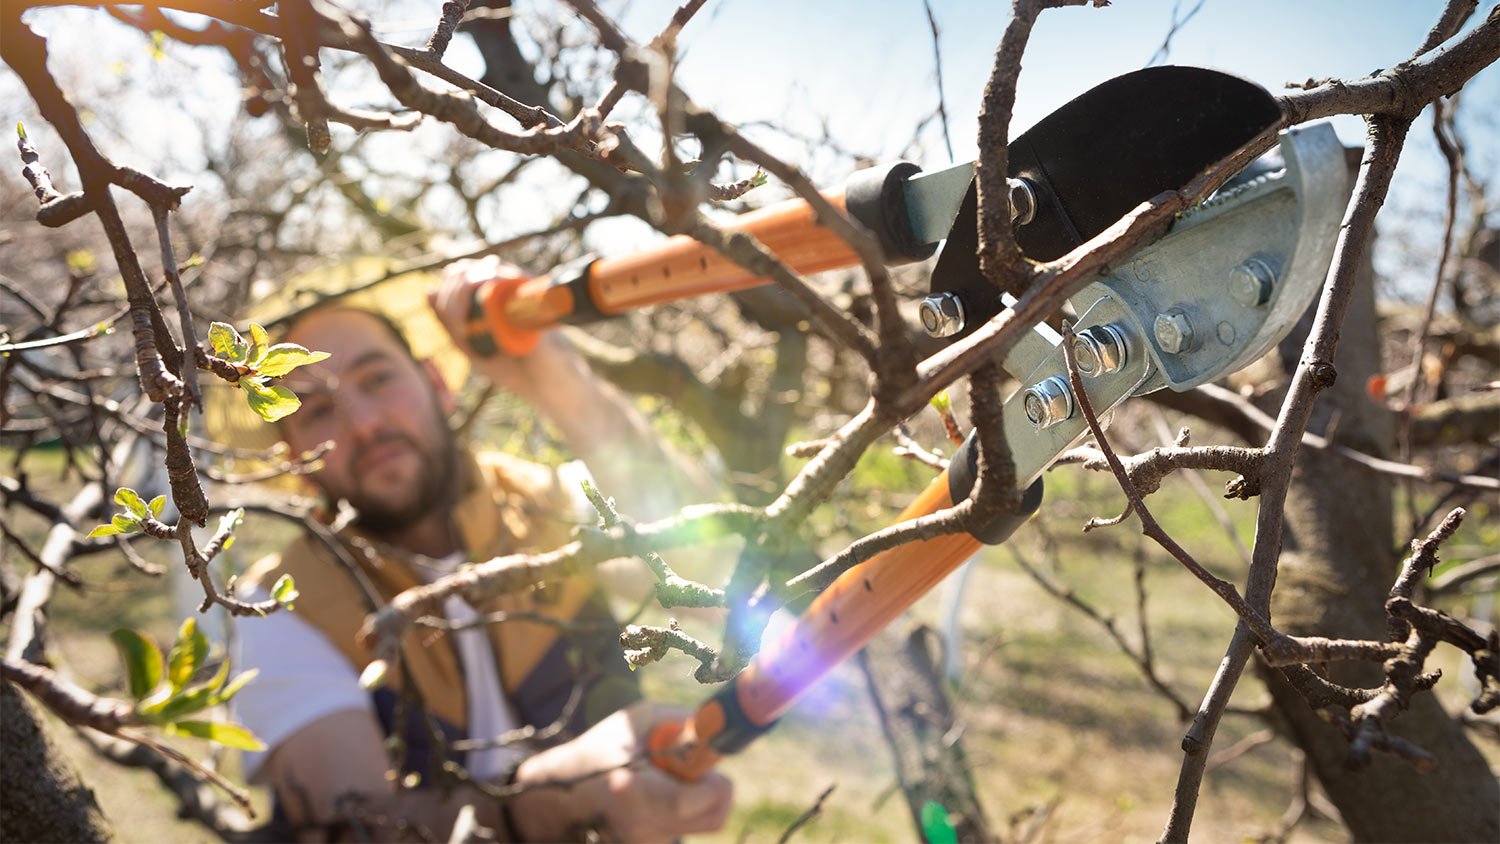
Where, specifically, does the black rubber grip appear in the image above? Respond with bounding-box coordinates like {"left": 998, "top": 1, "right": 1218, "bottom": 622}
{"left": 552, "top": 255, "right": 605, "bottom": 325}
{"left": 708, "top": 679, "right": 777, "bottom": 756}
{"left": 843, "top": 160, "right": 937, "bottom": 265}
{"left": 946, "top": 430, "right": 1045, "bottom": 545}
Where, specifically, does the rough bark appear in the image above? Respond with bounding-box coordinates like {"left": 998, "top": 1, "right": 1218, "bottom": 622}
{"left": 858, "top": 624, "right": 992, "bottom": 843}
{"left": 1256, "top": 238, "right": 1499, "bottom": 842}
{"left": 0, "top": 680, "right": 114, "bottom": 843}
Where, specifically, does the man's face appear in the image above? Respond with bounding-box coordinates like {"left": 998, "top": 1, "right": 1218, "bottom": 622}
{"left": 278, "top": 308, "right": 458, "bottom": 533}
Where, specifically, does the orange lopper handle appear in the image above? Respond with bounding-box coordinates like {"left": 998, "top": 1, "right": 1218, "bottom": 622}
{"left": 466, "top": 195, "right": 861, "bottom": 356}
{"left": 650, "top": 433, "right": 1044, "bottom": 779}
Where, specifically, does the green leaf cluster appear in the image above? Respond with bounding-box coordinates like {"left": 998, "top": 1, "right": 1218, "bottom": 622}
{"left": 207, "top": 321, "right": 329, "bottom": 423}
{"left": 87, "top": 487, "right": 166, "bottom": 538}
{"left": 109, "top": 618, "right": 265, "bottom": 751}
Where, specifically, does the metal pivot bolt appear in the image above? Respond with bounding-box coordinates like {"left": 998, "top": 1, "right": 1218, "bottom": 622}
{"left": 1154, "top": 309, "right": 1194, "bottom": 355}
{"left": 1071, "top": 324, "right": 1128, "bottom": 376}
{"left": 1230, "top": 258, "right": 1277, "bottom": 307}
{"left": 1023, "top": 376, "right": 1074, "bottom": 429}
{"left": 918, "top": 292, "right": 967, "bottom": 338}
{"left": 1007, "top": 178, "right": 1037, "bottom": 226}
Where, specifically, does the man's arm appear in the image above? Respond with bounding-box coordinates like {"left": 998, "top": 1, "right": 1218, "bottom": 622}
{"left": 429, "top": 257, "right": 714, "bottom": 522}
{"left": 258, "top": 709, "right": 499, "bottom": 840}
{"left": 261, "top": 703, "right": 732, "bottom": 843}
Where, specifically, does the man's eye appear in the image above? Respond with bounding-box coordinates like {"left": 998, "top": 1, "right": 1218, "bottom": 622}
{"left": 361, "top": 369, "right": 396, "bottom": 391}
{"left": 300, "top": 398, "right": 334, "bottom": 421}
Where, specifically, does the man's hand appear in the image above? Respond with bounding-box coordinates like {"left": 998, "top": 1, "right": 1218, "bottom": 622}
{"left": 510, "top": 700, "right": 734, "bottom": 843}
{"left": 431, "top": 255, "right": 717, "bottom": 526}
{"left": 429, "top": 256, "right": 589, "bottom": 403}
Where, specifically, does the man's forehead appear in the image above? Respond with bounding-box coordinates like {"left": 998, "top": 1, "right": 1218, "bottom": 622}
{"left": 281, "top": 308, "right": 412, "bottom": 381}
{"left": 284, "top": 307, "right": 407, "bottom": 356}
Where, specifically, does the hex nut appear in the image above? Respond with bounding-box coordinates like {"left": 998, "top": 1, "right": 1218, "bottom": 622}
{"left": 1154, "top": 310, "right": 1194, "bottom": 355}
{"left": 1230, "top": 258, "right": 1277, "bottom": 307}
{"left": 918, "top": 293, "right": 967, "bottom": 338}
{"left": 1007, "top": 178, "right": 1037, "bottom": 226}
{"left": 1023, "top": 376, "right": 1073, "bottom": 429}
{"left": 1071, "top": 324, "right": 1128, "bottom": 376}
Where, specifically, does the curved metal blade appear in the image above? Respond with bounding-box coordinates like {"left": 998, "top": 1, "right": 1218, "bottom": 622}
{"left": 1001, "top": 123, "right": 1351, "bottom": 488}
{"left": 1012, "top": 65, "right": 1283, "bottom": 260}
{"left": 931, "top": 66, "right": 1283, "bottom": 347}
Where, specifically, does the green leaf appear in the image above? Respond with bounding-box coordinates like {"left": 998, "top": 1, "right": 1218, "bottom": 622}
{"left": 163, "top": 720, "right": 266, "bottom": 752}
{"left": 166, "top": 617, "right": 208, "bottom": 691}
{"left": 920, "top": 801, "right": 958, "bottom": 844}
{"left": 110, "top": 629, "right": 163, "bottom": 700}
{"left": 88, "top": 523, "right": 124, "bottom": 538}
{"left": 111, "top": 514, "right": 142, "bottom": 534}
{"left": 149, "top": 495, "right": 167, "bottom": 518}
{"left": 930, "top": 391, "right": 952, "bottom": 414}
{"left": 271, "top": 574, "right": 299, "bottom": 609}
{"left": 143, "top": 658, "right": 230, "bottom": 723}
{"left": 16, "top": 121, "right": 25, "bottom": 140}
{"left": 241, "top": 379, "right": 302, "bottom": 422}
{"left": 207, "top": 669, "right": 259, "bottom": 707}
{"left": 247, "top": 323, "right": 270, "bottom": 366}
{"left": 114, "top": 487, "right": 148, "bottom": 518}
{"left": 256, "top": 344, "right": 330, "bottom": 378}
{"left": 208, "top": 322, "right": 249, "bottom": 361}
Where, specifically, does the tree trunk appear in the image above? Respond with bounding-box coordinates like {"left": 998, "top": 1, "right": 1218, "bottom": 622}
{"left": 1256, "top": 235, "right": 1499, "bottom": 842}
{"left": 859, "top": 624, "right": 993, "bottom": 843}
{"left": 0, "top": 680, "right": 114, "bottom": 843}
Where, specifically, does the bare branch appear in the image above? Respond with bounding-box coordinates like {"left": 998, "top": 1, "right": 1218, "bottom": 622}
{"left": 1279, "top": 8, "right": 1500, "bottom": 124}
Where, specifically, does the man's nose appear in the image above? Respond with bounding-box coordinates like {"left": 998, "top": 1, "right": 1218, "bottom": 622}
{"left": 338, "top": 393, "right": 386, "bottom": 440}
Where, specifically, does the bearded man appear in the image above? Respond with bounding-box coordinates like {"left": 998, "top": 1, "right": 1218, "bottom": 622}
{"left": 230, "top": 259, "right": 732, "bottom": 842}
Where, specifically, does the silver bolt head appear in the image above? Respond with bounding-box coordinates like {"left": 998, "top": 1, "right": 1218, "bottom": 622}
{"left": 1154, "top": 310, "right": 1194, "bottom": 355}
{"left": 1072, "top": 324, "right": 1127, "bottom": 376}
{"left": 1007, "top": 178, "right": 1037, "bottom": 226}
{"left": 1022, "top": 375, "right": 1073, "bottom": 429}
{"left": 1072, "top": 340, "right": 1101, "bottom": 375}
{"left": 1023, "top": 392, "right": 1047, "bottom": 426}
{"left": 1230, "top": 259, "right": 1276, "bottom": 307}
{"left": 918, "top": 293, "right": 967, "bottom": 338}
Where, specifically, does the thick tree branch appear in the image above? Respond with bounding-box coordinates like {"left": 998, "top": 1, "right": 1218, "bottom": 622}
{"left": 1278, "top": 7, "right": 1500, "bottom": 124}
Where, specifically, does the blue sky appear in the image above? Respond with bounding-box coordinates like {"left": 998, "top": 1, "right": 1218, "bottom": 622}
{"left": 7, "top": 1, "right": 1495, "bottom": 295}
{"left": 576, "top": 0, "right": 1497, "bottom": 294}
{"left": 604, "top": 0, "right": 1495, "bottom": 161}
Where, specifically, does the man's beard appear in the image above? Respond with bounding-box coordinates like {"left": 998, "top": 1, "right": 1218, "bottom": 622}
{"left": 344, "top": 426, "right": 460, "bottom": 537}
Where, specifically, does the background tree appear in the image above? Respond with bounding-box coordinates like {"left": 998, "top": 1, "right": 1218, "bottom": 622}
{"left": 3, "top": 1, "right": 1497, "bottom": 841}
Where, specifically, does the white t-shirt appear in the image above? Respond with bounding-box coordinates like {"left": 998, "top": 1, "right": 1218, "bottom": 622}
{"left": 231, "top": 556, "right": 525, "bottom": 782}
{"left": 232, "top": 461, "right": 598, "bottom": 782}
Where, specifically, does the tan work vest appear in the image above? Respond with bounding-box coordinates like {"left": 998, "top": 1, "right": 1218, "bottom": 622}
{"left": 241, "top": 450, "right": 639, "bottom": 752}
